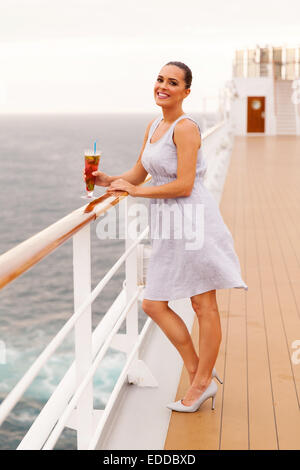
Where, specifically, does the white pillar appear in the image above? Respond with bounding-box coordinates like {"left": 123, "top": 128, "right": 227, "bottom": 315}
{"left": 124, "top": 197, "right": 139, "bottom": 345}
{"left": 73, "top": 224, "right": 93, "bottom": 449}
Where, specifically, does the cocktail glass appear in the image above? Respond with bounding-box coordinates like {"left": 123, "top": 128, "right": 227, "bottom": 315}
{"left": 81, "top": 149, "right": 101, "bottom": 199}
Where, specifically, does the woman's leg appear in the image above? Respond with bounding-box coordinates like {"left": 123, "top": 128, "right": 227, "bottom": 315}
{"left": 181, "top": 289, "right": 222, "bottom": 405}
{"left": 142, "top": 299, "right": 199, "bottom": 384}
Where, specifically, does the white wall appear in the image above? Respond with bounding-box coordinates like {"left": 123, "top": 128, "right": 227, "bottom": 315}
{"left": 231, "top": 77, "right": 276, "bottom": 135}
{"left": 295, "top": 103, "right": 300, "bottom": 135}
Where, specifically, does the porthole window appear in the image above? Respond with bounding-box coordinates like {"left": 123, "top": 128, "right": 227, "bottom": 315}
{"left": 251, "top": 99, "right": 261, "bottom": 110}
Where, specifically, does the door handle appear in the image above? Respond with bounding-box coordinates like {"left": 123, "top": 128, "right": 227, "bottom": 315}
{"left": 261, "top": 111, "right": 265, "bottom": 118}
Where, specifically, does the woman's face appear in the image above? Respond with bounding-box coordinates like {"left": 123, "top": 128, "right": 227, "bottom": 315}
{"left": 154, "top": 65, "right": 190, "bottom": 107}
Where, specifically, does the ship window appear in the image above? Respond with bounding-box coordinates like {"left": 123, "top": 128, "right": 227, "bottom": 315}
{"left": 251, "top": 99, "right": 261, "bottom": 110}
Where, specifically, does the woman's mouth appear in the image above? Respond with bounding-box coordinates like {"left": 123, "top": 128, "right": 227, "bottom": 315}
{"left": 157, "top": 92, "right": 170, "bottom": 100}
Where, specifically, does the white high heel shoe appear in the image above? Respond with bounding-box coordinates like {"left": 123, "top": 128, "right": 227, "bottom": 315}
{"left": 166, "top": 380, "right": 218, "bottom": 412}
{"left": 212, "top": 367, "right": 223, "bottom": 384}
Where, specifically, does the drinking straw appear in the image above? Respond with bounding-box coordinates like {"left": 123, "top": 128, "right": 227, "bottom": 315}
{"left": 94, "top": 140, "right": 97, "bottom": 155}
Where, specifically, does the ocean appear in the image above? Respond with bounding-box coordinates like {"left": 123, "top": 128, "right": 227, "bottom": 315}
{"left": 0, "top": 112, "right": 218, "bottom": 450}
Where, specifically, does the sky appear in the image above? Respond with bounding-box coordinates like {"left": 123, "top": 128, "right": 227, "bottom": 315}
{"left": 0, "top": 0, "right": 300, "bottom": 113}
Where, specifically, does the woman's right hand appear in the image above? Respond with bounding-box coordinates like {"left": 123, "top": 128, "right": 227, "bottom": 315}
{"left": 82, "top": 169, "right": 112, "bottom": 187}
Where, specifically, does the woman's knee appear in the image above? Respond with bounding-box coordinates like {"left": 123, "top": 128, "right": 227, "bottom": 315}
{"left": 190, "top": 291, "right": 219, "bottom": 318}
{"left": 142, "top": 299, "right": 153, "bottom": 316}
{"left": 142, "top": 299, "right": 167, "bottom": 318}
{"left": 192, "top": 304, "right": 219, "bottom": 320}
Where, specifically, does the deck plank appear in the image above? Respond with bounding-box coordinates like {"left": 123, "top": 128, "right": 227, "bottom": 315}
{"left": 249, "top": 149, "right": 300, "bottom": 449}
{"left": 245, "top": 171, "right": 278, "bottom": 449}
{"left": 219, "top": 153, "right": 249, "bottom": 449}
{"left": 164, "top": 136, "right": 300, "bottom": 450}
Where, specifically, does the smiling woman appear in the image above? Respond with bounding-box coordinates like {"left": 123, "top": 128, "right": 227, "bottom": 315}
{"left": 90, "top": 60, "right": 247, "bottom": 416}
{"left": 139, "top": 61, "right": 247, "bottom": 413}
{"left": 154, "top": 61, "right": 192, "bottom": 106}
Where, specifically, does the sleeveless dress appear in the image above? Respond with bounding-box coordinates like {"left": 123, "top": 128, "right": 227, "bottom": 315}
{"left": 141, "top": 113, "right": 248, "bottom": 301}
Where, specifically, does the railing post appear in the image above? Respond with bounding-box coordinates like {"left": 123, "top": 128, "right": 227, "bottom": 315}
{"left": 123, "top": 196, "right": 158, "bottom": 387}
{"left": 73, "top": 224, "right": 93, "bottom": 449}
{"left": 124, "top": 196, "right": 139, "bottom": 345}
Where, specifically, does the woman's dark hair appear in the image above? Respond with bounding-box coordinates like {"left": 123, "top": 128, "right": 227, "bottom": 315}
{"left": 165, "top": 61, "right": 192, "bottom": 89}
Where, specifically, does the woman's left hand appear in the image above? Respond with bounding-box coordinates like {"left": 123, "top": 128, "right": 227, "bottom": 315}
{"left": 106, "top": 178, "right": 137, "bottom": 197}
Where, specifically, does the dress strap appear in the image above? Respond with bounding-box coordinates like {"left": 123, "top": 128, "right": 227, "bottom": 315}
{"left": 149, "top": 114, "right": 202, "bottom": 144}
{"left": 168, "top": 114, "right": 202, "bottom": 145}
{"left": 172, "top": 114, "right": 202, "bottom": 137}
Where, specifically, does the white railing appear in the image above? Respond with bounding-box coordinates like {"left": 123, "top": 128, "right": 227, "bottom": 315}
{"left": 0, "top": 118, "right": 232, "bottom": 450}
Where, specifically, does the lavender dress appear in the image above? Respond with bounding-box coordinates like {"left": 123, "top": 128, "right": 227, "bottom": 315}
{"left": 141, "top": 114, "right": 248, "bottom": 301}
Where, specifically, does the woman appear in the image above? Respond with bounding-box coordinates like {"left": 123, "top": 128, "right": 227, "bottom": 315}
{"left": 85, "top": 61, "right": 248, "bottom": 413}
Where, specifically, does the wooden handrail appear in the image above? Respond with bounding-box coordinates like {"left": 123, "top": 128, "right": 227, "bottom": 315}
{"left": 0, "top": 176, "right": 151, "bottom": 290}
{"left": 203, "top": 120, "right": 225, "bottom": 138}
{"left": 0, "top": 205, "right": 94, "bottom": 290}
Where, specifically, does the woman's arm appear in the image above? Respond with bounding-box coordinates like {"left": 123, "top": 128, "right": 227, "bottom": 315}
{"left": 108, "top": 118, "right": 157, "bottom": 185}
{"left": 107, "top": 119, "right": 201, "bottom": 198}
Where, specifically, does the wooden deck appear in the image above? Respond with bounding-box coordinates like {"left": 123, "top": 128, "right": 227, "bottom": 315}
{"left": 164, "top": 135, "right": 300, "bottom": 450}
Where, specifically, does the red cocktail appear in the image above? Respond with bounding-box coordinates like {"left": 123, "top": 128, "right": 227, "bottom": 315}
{"left": 82, "top": 150, "right": 101, "bottom": 199}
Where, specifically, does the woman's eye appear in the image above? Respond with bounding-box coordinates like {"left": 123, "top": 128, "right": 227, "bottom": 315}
{"left": 156, "top": 78, "right": 176, "bottom": 86}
